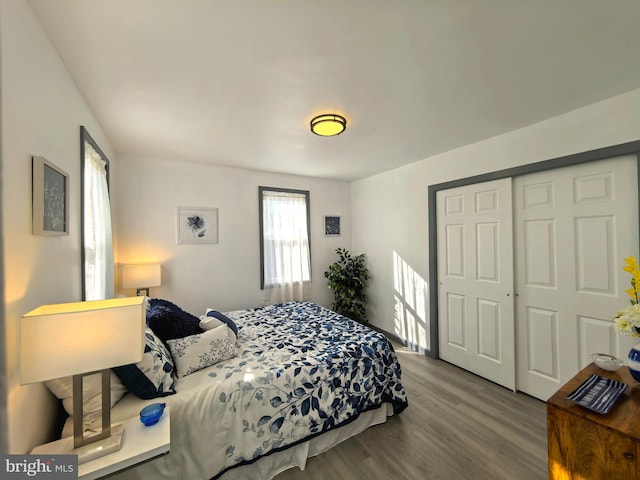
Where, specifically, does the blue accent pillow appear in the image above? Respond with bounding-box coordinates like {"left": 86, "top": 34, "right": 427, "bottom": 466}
{"left": 206, "top": 310, "right": 238, "bottom": 336}
{"left": 146, "top": 298, "right": 203, "bottom": 342}
{"left": 113, "top": 327, "right": 176, "bottom": 399}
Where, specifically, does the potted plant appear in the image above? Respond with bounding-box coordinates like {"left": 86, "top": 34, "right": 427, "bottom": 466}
{"left": 324, "top": 248, "right": 371, "bottom": 323}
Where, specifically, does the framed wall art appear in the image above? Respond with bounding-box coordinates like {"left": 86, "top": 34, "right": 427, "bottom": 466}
{"left": 32, "top": 156, "right": 69, "bottom": 236}
{"left": 177, "top": 207, "right": 219, "bottom": 244}
{"left": 324, "top": 215, "right": 341, "bottom": 236}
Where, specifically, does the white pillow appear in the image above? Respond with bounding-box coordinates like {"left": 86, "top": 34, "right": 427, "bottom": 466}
{"left": 45, "top": 372, "right": 127, "bottom": 432}
{"left": 200, "top": 309, "right": 238, "bottom": 343}
{"left": 199, "top": 315, "right": 224, "bottom": 330}
{"left": 166, "top": 324, "right": 236, "bottom": 377}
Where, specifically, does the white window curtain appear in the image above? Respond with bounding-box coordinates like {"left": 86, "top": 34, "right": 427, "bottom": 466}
{"left": 262, "top": 190, "right": 311, "bottom": 304}
{"left": 84, "top": 144, "right": 114, "bottom": 300}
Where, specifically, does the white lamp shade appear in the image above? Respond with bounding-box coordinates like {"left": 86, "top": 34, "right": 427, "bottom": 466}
{"left": 20, "top": 296, "right": 146, "bottom": 384}
{"left": 122, "top": 264, "right": 161, "bottom": 289}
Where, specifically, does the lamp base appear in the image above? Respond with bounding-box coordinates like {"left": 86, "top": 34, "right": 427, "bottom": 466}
{"left": 32, "top": 424, "right": 124, "bottom": 464}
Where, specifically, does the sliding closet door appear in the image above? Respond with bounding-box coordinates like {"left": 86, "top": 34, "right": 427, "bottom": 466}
{"left": 514, "top": 155, "right": 639, "bottom": 401}
{"left": 437, "top": 178, "right": 515, "bottom": 390}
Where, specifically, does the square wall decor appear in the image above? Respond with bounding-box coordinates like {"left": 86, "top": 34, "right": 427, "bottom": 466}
{"left": 177, "top": 207, "right": 218, "bottom": 244}
{"left": 32, "top": 156, "right": 69, "bottom": 236}
{"left": 324, "top": 216, "right": 341, "bottom": 236}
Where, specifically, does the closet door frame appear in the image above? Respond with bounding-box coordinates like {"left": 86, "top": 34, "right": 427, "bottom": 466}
{"left": 427, "top": 140, "right": 640, "bottom": 359}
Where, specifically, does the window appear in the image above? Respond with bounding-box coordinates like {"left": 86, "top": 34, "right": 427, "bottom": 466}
{"left": 81, "top": 126, "right": 114, "bottom": 300}
{"left": 259, "top": 187, "right": 311, "bottom": 300}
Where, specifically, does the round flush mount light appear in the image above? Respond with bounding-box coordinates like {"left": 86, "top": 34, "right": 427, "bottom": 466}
{"left": 310, "top": 114, "right": 347, "bottom": 136}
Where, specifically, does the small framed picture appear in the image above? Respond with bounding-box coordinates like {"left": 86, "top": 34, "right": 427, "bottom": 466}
{"left": 32, "top": 156, "right": 69, "bottom": 236}
{"left": 324, "top": 216, "right": 341, "bottom": 236}
{"left": 177, "top": 207, "right": 219, "bottom": 244}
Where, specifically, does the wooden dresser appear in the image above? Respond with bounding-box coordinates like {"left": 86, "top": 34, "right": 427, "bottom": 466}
{"left": 547, "top": 363, "right": 640, "bottom": 479}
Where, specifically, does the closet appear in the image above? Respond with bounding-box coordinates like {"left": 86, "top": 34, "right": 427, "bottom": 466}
{"left": 436, "top": 154, "right": 638, "bottom": 400}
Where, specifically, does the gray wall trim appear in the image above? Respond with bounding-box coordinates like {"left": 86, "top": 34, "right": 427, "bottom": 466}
{"left": 427, "top": 140, "right": 640, "bottom": 359}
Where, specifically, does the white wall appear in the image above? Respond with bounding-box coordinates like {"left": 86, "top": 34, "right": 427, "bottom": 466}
{"left": 352, "top": 88, "right": 640, "bottom": 353}
{"left": 0, "top": 0, "right": 6, "bottom": 453}
{"left": 1, "top": 0, "right": 117, "bottom": 453}
{"left": 116, "top": 156, "right": 351, "bottom": 315}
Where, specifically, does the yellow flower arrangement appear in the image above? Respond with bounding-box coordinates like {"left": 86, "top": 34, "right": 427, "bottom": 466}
{"left": 614, "top": 256, "right": 640, "bottom": 336}
{"left": 623, "top": 256, "right": 640, "bottom": 304}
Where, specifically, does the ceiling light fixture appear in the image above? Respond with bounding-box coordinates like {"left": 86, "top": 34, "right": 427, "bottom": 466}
{"left": 310, "top": 114, "right": 347, "bottom": 137}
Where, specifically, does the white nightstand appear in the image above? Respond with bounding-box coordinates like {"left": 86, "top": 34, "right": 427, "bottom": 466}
{"left": 32, "top": 407, "right": 170, "bottom": 480}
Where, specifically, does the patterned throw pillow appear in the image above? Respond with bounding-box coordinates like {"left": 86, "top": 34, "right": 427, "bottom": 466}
{"left": 166, "top": 324, "right": 237, "bottom": 377}
{"left": 113, "top": 327, "right": 176, "bottom": 399}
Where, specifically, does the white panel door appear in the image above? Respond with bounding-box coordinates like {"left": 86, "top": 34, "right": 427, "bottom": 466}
{"left": 437, "top": 178, "right": 515, "bottom": 390}
{"left": 514, "top": 155, "right": 639, "bottom": 401}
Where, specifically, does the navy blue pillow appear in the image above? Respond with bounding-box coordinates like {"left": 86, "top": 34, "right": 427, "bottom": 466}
{"left": 206, "top": 310, "right": 238, "bottom": 336}
{"left": 146, "top": 298, "right": 203, "bottom": 342}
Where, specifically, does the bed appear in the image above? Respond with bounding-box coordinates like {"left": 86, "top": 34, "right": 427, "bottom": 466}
{"left": 65, "top": 301, "right": 408, "bottom": 480}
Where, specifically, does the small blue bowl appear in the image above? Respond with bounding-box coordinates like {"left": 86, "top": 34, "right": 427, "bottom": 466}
{"left": 139, "top": 402, "right": 166, "bottom": 426}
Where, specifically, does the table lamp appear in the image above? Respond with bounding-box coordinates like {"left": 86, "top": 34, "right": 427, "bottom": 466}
{"left": 21, "top": 296, "right": 146, "bottom": 462}
{"left": 122, "top": 264, "right": 161, "bottom": 296}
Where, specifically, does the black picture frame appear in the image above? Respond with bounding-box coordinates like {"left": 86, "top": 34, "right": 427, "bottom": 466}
{"left": 32, "top": 156, "right": 69, "bottom": 236}
{"left": 324, "top": 216, "right": 341, "bottom": 236}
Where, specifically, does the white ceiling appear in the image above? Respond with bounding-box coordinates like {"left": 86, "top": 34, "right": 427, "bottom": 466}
{"left": 28, "top": 0, "right": 640, "bottom": 181}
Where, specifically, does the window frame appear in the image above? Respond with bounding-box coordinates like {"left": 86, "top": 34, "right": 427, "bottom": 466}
{"left": 259, "top": 186, "right": 311, "bottom": 289}
{"left": 80, "top": 126, "right": 111, "bottom": 300}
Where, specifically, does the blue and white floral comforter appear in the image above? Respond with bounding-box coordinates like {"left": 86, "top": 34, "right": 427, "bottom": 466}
{"left": 110, "top": 301, "right": 408, "bottom": 480}
{"left": 211, "top": 301, "right": 408, "bottom": 477}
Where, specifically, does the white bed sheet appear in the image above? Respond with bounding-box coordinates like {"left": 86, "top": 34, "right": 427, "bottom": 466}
{"left": 64, "top": 362, "right": 393, "bottom": 480}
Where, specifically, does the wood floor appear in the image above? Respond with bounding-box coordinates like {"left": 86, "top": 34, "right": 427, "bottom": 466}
{"left": 275, "top": 343, "right": 548, "bottom": 480}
